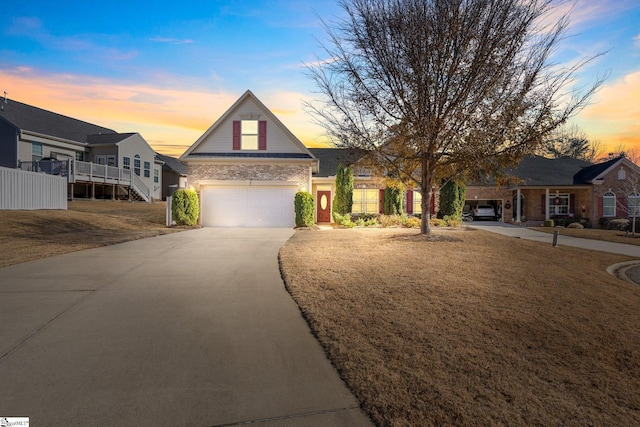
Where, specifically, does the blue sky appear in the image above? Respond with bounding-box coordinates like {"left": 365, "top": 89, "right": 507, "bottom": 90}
{"left": 1, "top": 0, "right": 639, "bottom": 157}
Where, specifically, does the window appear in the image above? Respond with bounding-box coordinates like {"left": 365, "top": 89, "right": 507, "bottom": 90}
{"left": 353, "top": 189, "right": 378, "bottom": 214}
{"left": 603, "top": 191, "right": 616, "bottom": 217}
{"left": 233, "top": 120, "right": 266, "bottom": 150}
{"left": 123, "top": 157, "right": 130, "bottom": 170}
{"left": 144, "top": 161, "right": 150, "bottom": 178}
{"left": 241, "top": 120, "right": 258, "bottom": 150}
{"left": 154, "top": 169, "right": 159, "bottom": 183}
{"left": 618, "top": 168, "right": 626, "bottom": 180}
{"left": 134, "top": 155, "right": 141, "bottom": 176}
{"left": 76, "top": 151, "right": 84, "bottom": 161}
{"left": 629, "top": 193, "right": 640, "bottom": 217}
{"left": 32, "top": 143, "right": 43, "bottom": 161}
{"left": 413, "top": 191, "right": 423, "bottom": 214}
{"left": 548, "top": 193, "right": 569, "bottom": 216}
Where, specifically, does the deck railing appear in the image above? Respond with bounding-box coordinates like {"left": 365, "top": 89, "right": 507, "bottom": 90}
{"left": 18, "top": 159, "right": 151, "bottom": 202}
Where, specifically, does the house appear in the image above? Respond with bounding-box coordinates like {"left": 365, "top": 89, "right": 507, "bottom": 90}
{"left": 180, "top": 89, "right": 638, "bottom": 228}
{"left": 0, "top": 97, "right": 161, "bottom": 201}
{"left": 155, "top": 153, "right": 188, "bottom": 200}
{"left": 466, "top": 155, "right": 640, "bottom": 227}
{"left": 180, "top": 90, "right": 318, "bottom": 227}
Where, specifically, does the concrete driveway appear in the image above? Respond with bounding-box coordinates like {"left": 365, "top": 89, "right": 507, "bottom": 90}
{"left": 0, "top": 228, "right": 372, "bottom": 426}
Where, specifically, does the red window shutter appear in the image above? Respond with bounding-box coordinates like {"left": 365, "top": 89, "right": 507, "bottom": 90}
{"left": 570, "top": 194, "right": 576, "bottom": 214}
{"left": 597, "top": 197, "right": 603, "bottom": 218}
{"left": 430, "top": 192, "right": 435, "bottom": 215}
{"left": 258, "top": 121, "right": 267, "bottom": 150}
{"left": 232, "top": 121, "right": 241, "bottom": 150}
{"left": 406, "top": 191, "right": 413, "bottom": 215}
{"left": 619, "top": 197, "right": 627, "bottom": 216}
{"left": 541, "top": 194, "right": 546, "bottom": 215}
{"left": 379, "top": 189, "right": 385, "bottom": 214}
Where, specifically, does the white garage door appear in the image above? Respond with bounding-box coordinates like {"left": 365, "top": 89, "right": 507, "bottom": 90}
{"left": 201, "top": 185, "right": 297, "bottom": 227}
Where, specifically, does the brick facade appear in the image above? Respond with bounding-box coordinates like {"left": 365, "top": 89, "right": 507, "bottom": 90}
{"left": 188, "top": 163, "right": 311, "bottom": 192}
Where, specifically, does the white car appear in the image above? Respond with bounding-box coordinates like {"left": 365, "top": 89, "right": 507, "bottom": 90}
{"left": 473, "top": 204, "right": 496, "bottom": 220}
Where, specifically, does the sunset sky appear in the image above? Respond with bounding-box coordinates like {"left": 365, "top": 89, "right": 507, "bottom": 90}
{"left": 1, "top": 0, "right": 638, "bottom": 158}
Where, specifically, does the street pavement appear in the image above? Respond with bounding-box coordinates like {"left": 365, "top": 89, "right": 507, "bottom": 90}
{"left": 0, "top": 228, "right": 373, "bottom": 426}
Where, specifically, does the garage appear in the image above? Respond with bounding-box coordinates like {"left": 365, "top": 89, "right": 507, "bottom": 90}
{"left": 200, "top": 184, "right": 298, "bottom": 227}
{"left": 464, "top": 199, "right": 504, "bottom": 221}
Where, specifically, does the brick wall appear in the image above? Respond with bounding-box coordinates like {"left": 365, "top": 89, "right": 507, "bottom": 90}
{"left": 188, "top": 163, "right": 311, "bottom": 191}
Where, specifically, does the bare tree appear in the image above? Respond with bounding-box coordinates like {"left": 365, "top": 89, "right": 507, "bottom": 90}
{"left": 615, "top": 173, "right": 640, "bottom": 237}
{"left": 306, "top": 0, "right": 604, "bottom": 234}
{"left": 539, "top": 124, "right": 604, "bottom": 162}
{"left": 604, "top": 144, "right": 640, "bottom": 166}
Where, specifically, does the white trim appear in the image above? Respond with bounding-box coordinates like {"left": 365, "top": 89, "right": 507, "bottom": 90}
{"left": 198, "top": 180, "right": 298, "bottom": 187}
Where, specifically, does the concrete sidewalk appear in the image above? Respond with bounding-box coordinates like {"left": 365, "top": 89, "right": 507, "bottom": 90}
{"left": 0, "top": 228, "right": 372, "bottom": 426}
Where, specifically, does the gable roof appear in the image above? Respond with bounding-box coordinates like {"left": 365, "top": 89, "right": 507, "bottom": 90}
{"left": 180, "top": 90, "right": 316, "bottom": 162}
{"left": 0, "top": 98, "right": 116, "bottom": 143}
{"left": 309, "top": 148, "right": 368, "bottom": 177}
{"left": 87, "top": 133, "right": 136, "bottom": 145}
{"left": 155, "top": 153, "right": 188, "bottom": 175}
{"left": 572, "top": 156, "right": 636, "bottom": 184}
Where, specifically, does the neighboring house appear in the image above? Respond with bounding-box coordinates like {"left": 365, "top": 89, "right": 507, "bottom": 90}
{"left": 466, "top": 155, "right": 640, "bottom": 226}
{"left": 155, "top": 153, "right": 188, "bottom": 200}
{"left": 0, "top": 98, "right": 160, "bottom": 201}
{"left": 181, "top": 90, "right": 319, "bottom": 227}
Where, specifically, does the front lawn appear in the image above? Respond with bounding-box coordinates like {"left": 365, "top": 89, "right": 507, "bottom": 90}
{"left": 279, "top": 228, "right": 640, "bottom": 426}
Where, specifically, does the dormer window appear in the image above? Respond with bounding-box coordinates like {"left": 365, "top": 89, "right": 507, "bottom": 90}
{"left": 233, "top": 120, "right": 267, "bottom": 151}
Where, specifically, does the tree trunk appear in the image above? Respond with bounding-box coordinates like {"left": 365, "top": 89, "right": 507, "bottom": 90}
{"left": 420, "top": 161, "right": 432, "bottom": 235}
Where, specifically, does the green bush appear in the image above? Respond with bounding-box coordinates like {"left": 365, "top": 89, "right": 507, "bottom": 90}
{"left": 443, "top": 215, "right": 461, "bottom": 227}
{"left": 171, "top": 189, "right": 199, "bottom": 226}
{"left": 333, "top": 164, "right": 354, "bottom": 215}
{"left": 544, "top": 219, "right": 554, "bottom": 227}
{"left": 383, "top": 187, "right": 404, "bottom": 215}
{"left": 333, "top": 212, "right": 355, "bottom": 228}
{"left": 294, "top": 191, "right": 315, "bottom": 227}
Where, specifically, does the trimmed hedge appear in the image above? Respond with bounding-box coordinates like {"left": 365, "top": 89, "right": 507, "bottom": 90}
{"left": 172, "top": 189, "right": 199, "bottom": 226}
{"left": 294, "top": 191, "right": 315, "bottom": 227}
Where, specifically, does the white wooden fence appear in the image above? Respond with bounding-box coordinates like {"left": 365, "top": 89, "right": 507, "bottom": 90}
{"left": 0, "top": 166, "right": 67, "bottom": 210}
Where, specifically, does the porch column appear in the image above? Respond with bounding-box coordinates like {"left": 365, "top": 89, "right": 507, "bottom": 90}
{"left": 516, "top": 187, "right": 522, "bottom": 223}
{"left": 112, "top": 184, "right": 116, "bottom": 200}
{"left": 545, "top": 188, "right": 550, "bottom": 220}
{"left": 91, "top": 183, "right": 96, "bottom": 200}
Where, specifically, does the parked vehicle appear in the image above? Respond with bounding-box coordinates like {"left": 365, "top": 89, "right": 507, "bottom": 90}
{"left": 473, "top": 204, "right": 496, "bottom": 220}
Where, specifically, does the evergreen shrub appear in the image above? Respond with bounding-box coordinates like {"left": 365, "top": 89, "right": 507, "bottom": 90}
{"left": 294, "top": 191, "right": 315, "bottom": 227}
{"left": 172, "top": 189, "right": 199, "bottom": 226}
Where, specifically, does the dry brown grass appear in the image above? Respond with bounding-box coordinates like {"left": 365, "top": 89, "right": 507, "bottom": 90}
{"left": 280, "top": 228, "right": 640, "bottom": 426}
{"left": 0, "top": 200, "right": 185, "bottom": 268}
{"left": 530, "top": 226, "right": 640, "bottom": 246}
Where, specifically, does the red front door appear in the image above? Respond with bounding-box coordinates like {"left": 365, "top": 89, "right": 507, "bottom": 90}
{"left": 317, "top": 191, "right": 332, "bottom": 222}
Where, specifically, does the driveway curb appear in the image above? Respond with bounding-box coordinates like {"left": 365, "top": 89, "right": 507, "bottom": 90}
{"left": 607, "top": 261, "right": 640, "bottom": 286}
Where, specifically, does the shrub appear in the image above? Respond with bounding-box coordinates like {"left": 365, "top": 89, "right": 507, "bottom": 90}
{"left": 294, "top": 191, "right": 315, "bottom": 227}
{"left": 438, "top": 180, "right": 465, "bottom": 219}
{"left": 430, "top": 218, "right": 447, "bottom": 227}
{"left": 333, "top": 212, "right": 355, "bottom": 228}
{"left": 544, "top": 219, "right": 554, "bottom": 227}
{"left": 380, "top": 214, "right": 405, "bottom": 228}
{"left": 443, "top": 215, "right": 461, "bottom": 227}
{"left": 171, "top": 189, "right": 199, "bottom": 226}
{"left": 609, "top": 218, "right": 630, "bottom": 231}
{"left": 567, "top": 222, "right": 584, "bottom": 229}
{"left": 383, "top": 187, "right": 404, "bottom": 215}
{"left": 333, "top": 164, "right": 353, "bottom": 215}
{"left": 403, "top": 216, "right": 421, "bottom": 228}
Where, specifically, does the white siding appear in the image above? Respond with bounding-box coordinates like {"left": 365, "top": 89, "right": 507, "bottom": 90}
{"left": 0, "top": 166, "right": 67, "bottom": 210}
{"left": 192, "top": 97, "right": 308, "bottom": 155}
